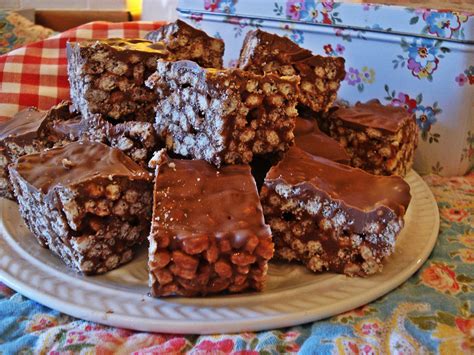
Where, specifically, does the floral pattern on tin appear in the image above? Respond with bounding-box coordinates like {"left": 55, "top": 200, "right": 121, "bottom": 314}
{"left": 225, "top": 17, "right": 263, "bottom": 38}
{"left": 431, "top": 161, "right": 444, "bottom": 175}
{"left": 362, "top": 3, "right": 381, "bottom": 11}
{"left": 334, "top": 28, "right": 367, "bottom": 42}
{"left": 365, "top": 23, "right": 392, "bottom": 32}
{"left": 345, "top": 66, "right": 375, "bottom": 92}
{"left": 189, "top": 12, "right": 204, "bottom": 25}
{"left": 284, "top": 0, "right": 341, "bottom": 24}
{"left": 204, "top": 0, "right": 237, "bottom": 14}
{"left": 384, "top": 85, "right": 442, "bottom": 144}
{"left": 280, "top": 23, "right": 305, "bottom": 44}
{"left": 392, "top": 38, "right": 450, "bottom": 81}
{"left": 284, "top": 0, "right": 304, "bottom": 20}
{"left": 455, "top": 66, "right": 474, "bottom": 86}
{"left": 407, "top": 8, "right": 471, "bottom": 40}
{"left": 322, "top": 43, "right": 345, "bottom": 57}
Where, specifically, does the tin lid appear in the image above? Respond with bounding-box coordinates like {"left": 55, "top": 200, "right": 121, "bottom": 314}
{"left": 178, "top": 0, "right": 474, "bottom": 43}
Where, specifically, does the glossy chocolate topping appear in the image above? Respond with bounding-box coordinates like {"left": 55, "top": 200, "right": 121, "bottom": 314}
{"left": 0, "top": 107, "right": 45, "bottom": 141}
{"left": 146, "top": 20, "right": 215, "bottom": 43}
{"left": 72, "top": 38, "right": 169, "bottom": 60}
{"left": 266, "top": 146, "right": 411, "bottom": 216}
{"left": 294, "top": 118, "right": 350, "bottom": 163}
{"left": 294, "top": 116, "right": 316, "bottom": 136}
{"left": 332, "top": 99, "right": 413, "bottom": 133}
{"left": 45, "top": 101, "right": 83, "bottom": 141}
{"left": 154, "top": 155, "right": 271, "bottom": 243}
{"left": 239, "top": 29, "right": 313, "bottom": 69}
{"left": 13, "top": 141, "right": 151, "bottom": 193}
{"left": 49, "top": 118, "right": 84, "bottom": 141}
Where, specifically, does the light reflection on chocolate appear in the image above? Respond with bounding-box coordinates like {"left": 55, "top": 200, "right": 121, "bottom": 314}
{"left": 331, "top": 99, "right": 413, "bottom": 133}
{"left": 13, "top": 141, "right": 151, "bottom": 193}
{"left": 265, "top": 146, "right": 411, "bottom": 231}
{"left": 294, "top": 117, "right": 350, "bottom": 164}
{"left": 153, "top": 154, "right": 271, "bottom": 245}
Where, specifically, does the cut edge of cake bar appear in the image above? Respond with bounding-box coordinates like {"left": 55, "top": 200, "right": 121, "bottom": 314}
{"left": 0, "top": 101, "right": 81, "bottom": 200}
{"left": 325, "top": 99, "right": 419, "bottom": 176}
{"left": 9, "top": 141, "right": 153, "bottom": 274}
{"left": 261, "top": 146, "right": 411, "bottom": 277}
{"left": 238, "top": 29, "right": 345, "bottom": 113}
{"left": 67, "top": 38, "right": 169, "bottom": 123}
{"left": 145, "top": 19, "right": 225, "bottom": 69}
{"left": 145, "top": 59, "right": 300, "bottom": 167}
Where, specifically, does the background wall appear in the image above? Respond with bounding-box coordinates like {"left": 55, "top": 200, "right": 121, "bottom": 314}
{"left": 0, "top": 0, "right": 127, "bottom": 10}
{"left": 141, "top": 0, "right": 176, "bottom": 21}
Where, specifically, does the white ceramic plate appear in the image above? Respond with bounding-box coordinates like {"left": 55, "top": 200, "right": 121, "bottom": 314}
{"left": 0, "top": 170, "right": 439, "bottom": 334}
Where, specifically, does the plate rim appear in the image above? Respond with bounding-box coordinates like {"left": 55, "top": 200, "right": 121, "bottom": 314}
{"left": 0, "top": 170, "right": 439, "bottom": 334}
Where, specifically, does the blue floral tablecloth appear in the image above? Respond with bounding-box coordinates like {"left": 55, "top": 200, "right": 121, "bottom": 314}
{"left": 0, "top": 173, "right": 472, "bottom": 354}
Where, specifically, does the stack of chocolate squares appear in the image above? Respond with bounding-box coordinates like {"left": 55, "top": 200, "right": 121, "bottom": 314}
{"left": 0, "top": 101, "right": 81, "bottom": 200}
{"left": 2, "top": 20, "right": 417, "bottom": 298}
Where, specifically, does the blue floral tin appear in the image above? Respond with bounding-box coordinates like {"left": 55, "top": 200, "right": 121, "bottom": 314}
{"left": 177, "top": 0, "right": 474, "bottom": 176}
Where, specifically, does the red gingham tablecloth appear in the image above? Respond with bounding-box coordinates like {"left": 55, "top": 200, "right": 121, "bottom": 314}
{"left": 0, "top": 21, "right": 162, "bottom": 121}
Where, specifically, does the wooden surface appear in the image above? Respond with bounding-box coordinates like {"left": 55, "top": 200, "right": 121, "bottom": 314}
{"left": 35, "top": 10, "right": 132, "bottom": 32}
